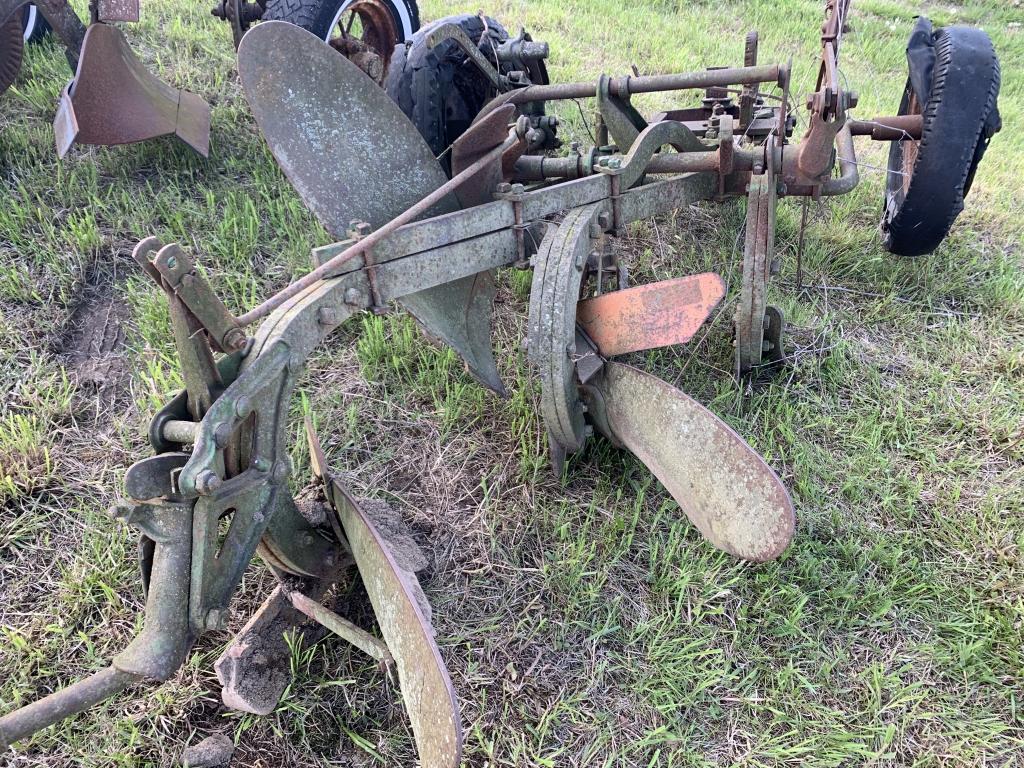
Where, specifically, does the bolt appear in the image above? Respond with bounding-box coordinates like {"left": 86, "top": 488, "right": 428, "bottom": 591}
{"left": 234, "top": 396, "right": 252, "bottom": 419}
{"left": 288, "top": 355, "right": 303, "bottom": 373}
{"left": 195, "top": 470, "right": 222, "bottom": 496}
{"left": 510, "top": 184, "right": 526, "bottom": 195}
{"left": 252, "top": 456, "right": 271, "bottom": 472}
{"left": 606, "top": 158, "right": 621, "bottom": 170}
{"left": 496, "top": 182, "right": 513, "bottom": 194}
{"left": 597, "top": 212, "right": 612, "bottom": 230}
{"left": 180, "top": 273, "right": 195, "bottom": 289}
{"left": 575, "top": 251, "right": 587, "bottom": 270}
{"left": 317, "top": 306, "right": 338, "bottom": 326}
{"left": 222, "top": 328, "right": 247, "bottom": 351}
{"left": 165, "top": 255, "right": 177, "bottom": 270}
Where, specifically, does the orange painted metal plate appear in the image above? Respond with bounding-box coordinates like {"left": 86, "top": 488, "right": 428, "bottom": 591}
{"left": 576, "top": 273, "right": 726, "bottom": 357}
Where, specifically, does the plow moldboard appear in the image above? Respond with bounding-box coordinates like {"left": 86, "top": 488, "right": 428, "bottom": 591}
{"left": 593, "top": 362, "right": 795, "bottom": 562}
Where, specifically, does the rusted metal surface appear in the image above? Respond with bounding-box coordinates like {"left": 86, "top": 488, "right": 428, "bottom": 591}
{"left": 53, "top": 23, "right": 210, "bottom": 157}
{"left": 734, "top": 169, "right": 776, "bottom": 376}
{"left": 451, "top": 104, "right": 516, "bottom": 207}
{"left": 586, "top": 362, "right": 795, "bottom": 562}
{"left": 308, "top": 423, "right": 463, "bottom": 768}
{"left": 848, "top": 114, "right": 922, "bottom": 140}
{"left": 0, "top": 10, "right": 22, "bottom": 96}
{"left": 577, "top": 274, "right": 725, "bottom": 357}
{"left": 331, "top": 0, "right": 402, "bottom": 75}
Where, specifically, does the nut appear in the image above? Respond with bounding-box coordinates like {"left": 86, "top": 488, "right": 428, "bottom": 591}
{"left": 317, "top": 306, "right": 338, "bottom": 326}
{"left": 195, "top": 470, "right": 222, "bottom": 496}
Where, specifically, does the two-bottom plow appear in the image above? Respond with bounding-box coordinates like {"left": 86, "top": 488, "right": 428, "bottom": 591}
{"left": 1, "top": 1, "right": 1001, "bottom": 762}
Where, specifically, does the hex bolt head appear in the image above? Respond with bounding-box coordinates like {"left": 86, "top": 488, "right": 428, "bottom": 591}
{"left": 222, "top": 328, "right": 247, "bottom": 351}
{"left": 496, "top": 182, "right": 513, "bottom": 194}
{"left": 510, "top": 183, "right": 526, "bottom": 195}
{"left": 195, "top": 470, "right": 222, "bottom": 496}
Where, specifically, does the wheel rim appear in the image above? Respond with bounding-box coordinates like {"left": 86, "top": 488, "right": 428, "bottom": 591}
{"left": 326, "top": 0, "right": 402, "bottom": 76}
{"left": 21, "top": 4, "right": 35, "bottom": 42}
{"left": 899, "top": 91, "right": 921, "bottom": 197}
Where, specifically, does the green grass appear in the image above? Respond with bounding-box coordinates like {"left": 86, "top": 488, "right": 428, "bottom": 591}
{"left": 1, "top": 0, "right": 1023, "bottom": 765}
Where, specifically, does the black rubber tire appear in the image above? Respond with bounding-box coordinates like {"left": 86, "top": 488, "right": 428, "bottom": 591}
{"left": 881, "top": 24, "right": 1001, "bottom": 257}
{"left": 261, "top": 0, "right": 418, "bottom": 44}
{"left": 22, "top": 4, "right": 51, "bottom": 43}
{"left": 385, "top": 14, "right": 510, "bottom": 173}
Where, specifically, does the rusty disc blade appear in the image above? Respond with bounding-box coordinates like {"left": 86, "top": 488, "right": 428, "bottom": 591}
{"left": 576, "top": 273, "right": 725, "bottom": 357}
{"left": 590, "top": 362, "right": 794, "bottom": 562}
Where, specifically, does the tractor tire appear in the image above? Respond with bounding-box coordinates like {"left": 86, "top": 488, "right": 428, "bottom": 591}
{"left": 1, "top": 11, "right": 24, "bottom": 97}
{"left": 261, "top": 0, "right": 417, "bottom": 52}
{"left": 385, "top": 13, "right": 511, "bottom": 173}
{"left": 22, "top": 4, "right": 51, "bottom": 42}
{"left": 881, "top": 20, "right": 1001, "bottom": 257}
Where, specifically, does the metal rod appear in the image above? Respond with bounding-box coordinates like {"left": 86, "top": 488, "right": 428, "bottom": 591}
{"left": 161, "top": 419, "right": 199, "bottom": 444}
{"left": 288, "top": 591, "right": 394, "bottom": 665}
{"left": 236, "top": 131, "right": 519, "bottom": 328}
{"left": 847, "top": 114, "right": 922, "bottom": 141}
{"left": 0, "top": 667, "right": 142, "bottom": 749}
{"left": 494, "top": 64, "right": 782, "bottom": 106}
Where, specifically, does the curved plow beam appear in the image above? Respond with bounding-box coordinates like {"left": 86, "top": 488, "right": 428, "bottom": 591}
{"left": 237, "top": 20, "right": 504, "bottom": 394}
{"left": 586, "top": 362, "right": 795, "bottom": 562}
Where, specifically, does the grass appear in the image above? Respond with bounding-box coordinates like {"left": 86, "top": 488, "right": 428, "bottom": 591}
{"left": 1, "top": 0, "right": 1022, "bottom": 765}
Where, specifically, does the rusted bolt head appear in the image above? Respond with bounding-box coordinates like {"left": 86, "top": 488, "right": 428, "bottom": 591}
{"left": 496, "top": 182, "right": 513, "bottom": 194}
{"left": 317, "top": 306, "right": 338, "bottom": 326}
{"left": 223, "top": 327, "right": 247, "bottom": 351}
{"left": 195, "top": 470, "right": 222, "bottom": 496}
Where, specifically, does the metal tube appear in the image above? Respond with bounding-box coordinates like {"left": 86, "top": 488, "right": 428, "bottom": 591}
{"left": 847, "top": 114, "right": 922, "bottom": 141}
{"left": 237, "top": 131, "right": 519, "bottom": 328}
{"left": 161, "top": 419, "right": 199, "bottom": 444}
{"left": 495, "top": 63, "right": 782, "bottom": 105}
{"left": 0, "top": 667, "right": 141, "bottom": 749}
{"left": 821, "top": 124, "right": 858, "bottom": 196}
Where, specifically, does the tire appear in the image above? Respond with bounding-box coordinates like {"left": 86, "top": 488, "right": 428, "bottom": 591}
{"left": 22, "top": 4, "right": 51, "bottom": 43}
{"left": 385, "top": 14, "right": 511, "bottom": 173}
{"left": 261, "top": 0, "right": 418, "bottom": 67}
{"left": 881, "top": 21, "right": 1001, "bottom": 257}
{"left": 1, "top": 11, "right": 23, "bottom": 97}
